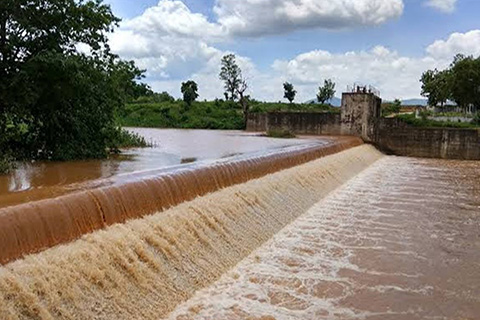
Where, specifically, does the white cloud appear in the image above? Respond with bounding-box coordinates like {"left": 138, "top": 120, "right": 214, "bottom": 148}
{"left": 426, "top": 30, "right": 480, "bottom": 59}
{"left": 425, "top": 0, "right": 458, "bottom": 13}
{"left": 271, "top": 46, "right": 444, "bottom": 101}
{"left": 124, "top": 0, "right": 224, "bottom": 40}
{"left": 109, "top": 1, "right": 225, "bottom": 82}
{"left": 108, "top": 0, "right": 479, "bottom": 102}
{"left": 270, "top": 30, "right": 480, "bottom": 101}
{"left": 214, "top": 0, "right": 404, "bottom": 37}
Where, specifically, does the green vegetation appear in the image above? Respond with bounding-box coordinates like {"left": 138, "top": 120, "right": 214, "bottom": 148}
{"left": 0, "top": 0, "right": 147, "bottom": 173}
{"left": 181, "top": 80, "right": 199, "bottom": 107}
{"left": 397, "top": 114, "right": 479, "bottom": 129}
{"left": 266, "top": 129, "right": 296, "bottom": 139}
{"left": 120, "top": 98, "right": 339, "bottom": 130}
{"left": 382, "top": 99, "right": 402, "bottom": 117}
{"left": 120, "top": 99, "right": 245, "bottom": 129}
{"left": 317, "top": 79, "right": 336, "bottom": 104}
{"left": 421, "top": 54, "right": 480, "bottom": 110}
{"left": 283, "top": 82, "right": 297, "bottom": 103}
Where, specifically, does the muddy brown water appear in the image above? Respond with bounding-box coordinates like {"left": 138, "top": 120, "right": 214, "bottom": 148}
{"left": 0, "top": 128, "right": 313, "bottom": 209}
{"left": 168, "top": 156, "right": 480, "bottom": 320}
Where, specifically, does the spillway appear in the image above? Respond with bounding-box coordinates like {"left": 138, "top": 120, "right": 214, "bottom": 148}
{"left": 0, "top": 136, "right": 362, "bottom": 265}
{"left": 1, "top": 140, "right": 478, "bottom": 320}
{"left": 0, "top": 143, "right": 382, "bottom": 319}
{"left": 169, "top": 156, "right": 480, "bottom": 319}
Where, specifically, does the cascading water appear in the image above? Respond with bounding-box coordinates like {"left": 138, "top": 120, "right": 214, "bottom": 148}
{"left": 0, "top": 137, "right": 362, "bottom": 265}
{"left": 0, "top": 144, "right": 383, "bottom": 319}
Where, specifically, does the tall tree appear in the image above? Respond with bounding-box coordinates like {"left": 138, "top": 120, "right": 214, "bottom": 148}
{"left": 181, "top": 80, "right": 199, "bottom": 107}
{"left": 317, "top": 79, "right": 336, "bottom": 104}
{"left": 283, "top": 82, "right": 296, "bottom": 103}
{"left": 219, "top": 54, "right": 242, "bottom": 101}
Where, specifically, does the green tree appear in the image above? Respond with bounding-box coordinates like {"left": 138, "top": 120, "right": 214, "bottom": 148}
{"left": 283, "top": 82, "right": 296, "bottom": 103}
{"left": 219, "top": 54, "right": 242, "bottom": 101}
{"left": 449, "top": 54, "right": 480, "bottom": 111}
{"left": 420, "top": 69, "right": 452, "bottom": 107}
{"left": 181, "top": 80, "right": 199, "bottom": 107}
{"left": 317, "top": 79, "right": 336, "bottom": 104}
{"left": 0, "top": 0, "right": 145, "bottom": 164}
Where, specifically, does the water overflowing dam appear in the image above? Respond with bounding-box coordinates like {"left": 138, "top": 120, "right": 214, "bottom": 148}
{"left": 0, "top": 131, "right": 478, "bottom": 319}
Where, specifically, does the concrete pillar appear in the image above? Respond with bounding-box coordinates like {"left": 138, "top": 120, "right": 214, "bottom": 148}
{"left": 341, "top": 92, "right": 382, "bottom": 142}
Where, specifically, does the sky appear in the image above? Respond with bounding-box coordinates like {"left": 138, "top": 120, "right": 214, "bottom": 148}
{"left": 102, "top": 0, "right": 480, "bottom": 102}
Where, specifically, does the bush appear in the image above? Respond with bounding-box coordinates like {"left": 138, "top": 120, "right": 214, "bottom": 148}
{"left": 107, "top": 128, "right": 149, "bottom": 152}
{"left": 119, "top": 100, "right": 244, "bottom": 130}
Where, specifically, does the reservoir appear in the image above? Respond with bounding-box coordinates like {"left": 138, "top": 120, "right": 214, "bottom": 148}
{"left": 0, "top": 128, "right": 314, "bottom": 209}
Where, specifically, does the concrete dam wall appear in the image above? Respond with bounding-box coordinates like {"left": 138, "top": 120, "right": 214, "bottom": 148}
{"left": 376, "top": 118, "right": 480, "bottom": 160}
{"left": 246, "top": 92, "right": 480, "bottom": 160}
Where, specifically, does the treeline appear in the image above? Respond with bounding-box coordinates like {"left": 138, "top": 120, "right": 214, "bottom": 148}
{"left": 0, "top": 0, "right": 148, "bottom": 173}
{"left": 421, "top": 54, "right": 480, "bottom": 111}
{"left": 120, "top": 54, "right": 338, "bottom": 129}
{"left": 120, "top": 93, "right": 336, "bottom": 130}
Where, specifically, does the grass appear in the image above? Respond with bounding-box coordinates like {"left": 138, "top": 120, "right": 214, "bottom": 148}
{"left": 397, "top": 114, "right": 480, "bottom": 129}
{"left": 265, "top": 129, "right": 296, "bottom": 138}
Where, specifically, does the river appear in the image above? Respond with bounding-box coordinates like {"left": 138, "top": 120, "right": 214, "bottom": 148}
{"left": 0, "top": 128, "right": 313, "bottom": 209}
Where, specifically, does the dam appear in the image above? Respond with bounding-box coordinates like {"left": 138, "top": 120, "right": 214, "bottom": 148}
{"left": 0, "top": 99, "right": 479, "bottom": 319}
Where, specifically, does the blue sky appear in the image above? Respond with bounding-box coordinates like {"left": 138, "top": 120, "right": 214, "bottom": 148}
{"left": 104, "top": 0, "right": 480, "bottom": 101}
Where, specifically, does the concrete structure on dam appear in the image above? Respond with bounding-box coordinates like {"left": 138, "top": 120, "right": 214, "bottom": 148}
{"left": 247, "top": 88, "right": 480, "bottom": 160}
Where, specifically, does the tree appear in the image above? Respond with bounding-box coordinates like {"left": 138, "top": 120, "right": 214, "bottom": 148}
{"left": 181, "top": 80, "right": 199, "bottom": 106}
{"left": 283, "top": 82, "right": 296, "bottom": 103}
{"left": 219, "top": 54, "right": 242, "bottom": 101}
{"left": 0, "top": 0, "right": 145, "bottom": 162}
{"left": 449, "top": 54, "right": 480, "bottom": 111}
{"left": 420, "top": 69, "right": 452, "bottom": 107}
{"left": 317, "top": 79, "right": 336, "bottom": 104}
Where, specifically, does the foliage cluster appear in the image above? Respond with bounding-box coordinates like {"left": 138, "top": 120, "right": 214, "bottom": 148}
{"left": 283, "top": 82, "right": 297, "bottom": 103}
{"left": 317, "top": 79, "right": 336, "bottom": 104}
{"left": 0, "top": 0, "right": 147, "bottom": 173}
{"left": 120, "top": 99, "right": 245, "bottom": 130}
{"left": 119, "top": 98, "right": 339, "bottom": 130}
{"left": 421, "top": 54, "right": 480, "bottom": 110}
{"left": 382, "top": 99, "right": 402, "bottom": 117}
